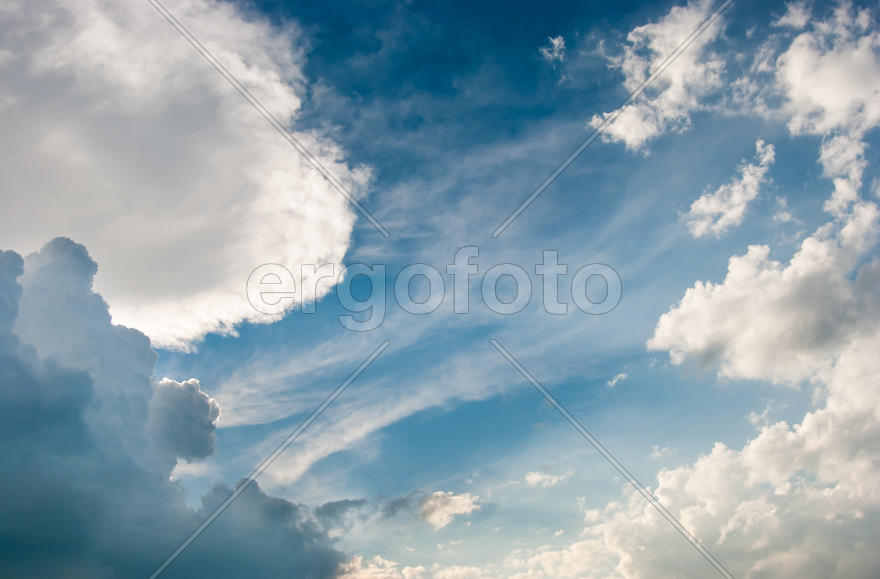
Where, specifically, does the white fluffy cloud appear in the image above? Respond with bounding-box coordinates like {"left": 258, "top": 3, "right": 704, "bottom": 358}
{"left": 591, "top": 0, "right": 726, "bottom": 150}
{"left": 420, "top": 492, "right": 481, "bottom": 530}
{"left": 776, "top": 3, "right": 880, "bottom": 137}
{"left": 0, "top": 0, "right": 369, "bottom": 350}
{"left": 650, "top": 2, "right": 880, "bottom": 384}
{"left": 650, "top": 198, "right": 878, "bottom": 383}
{"left": 775, "top": 2, "right": 880, "bottom": 219}
{"left": 684, "top": 140, "right": 775, "bottom": 238}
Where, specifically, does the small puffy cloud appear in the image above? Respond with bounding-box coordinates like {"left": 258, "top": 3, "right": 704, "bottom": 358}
{"left": 420, "top": 491, "right": 481, "bottom": 529}
{"left": 772, "top": 1, "right": 811, "bottom": 29}
{"left": 149, "top": 378, "right": 221, "bottom": 468}
{"left": 684, "top": 140, "right": 775, "bottom": 237}
{"left": 525, "top": 471, "right": 572, "bottom": 488}
{"left": 0, "top": 0, "right": 369, "bottom": 350}
{"left": 591, "top": 0, "right": 726, "bottom": 150}
{"left": 605, "top": 372, "right": 628, "bottom": 388}
{"left": 540, "top": 35, "right": 566, "bottom": 63}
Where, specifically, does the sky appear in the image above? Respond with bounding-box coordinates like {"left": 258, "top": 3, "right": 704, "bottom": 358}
{"left": 1, "top": 0, "right": 879, "bottom": 577}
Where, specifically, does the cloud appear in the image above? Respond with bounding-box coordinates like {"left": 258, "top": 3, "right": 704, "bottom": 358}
{"left": 590, "top": 0, "right": 726, "bottom": 150}
{"left": 524, "top": 471, "right": 572, "bottom": 488}
{"left": 149, "top": 378, "right": 221, "bottom": 470}
{"left": 773, "top": 197, "right": 795, "bottom": 223}
{"left": 315, "top": 498, "right": 370, "bottom": 527}
{"left": 774, "top": 3, "right": 880, "bottom": 218}
{"left": 540, "top": 36, "right": 566, "bottom": 63}
{"left": 772, "top": 1, "right": 812, "bottom": 29}
{"left": 684, "top": 139, "right": 775, "bottom": 238}
{"left": 419, "top": 491, "right": 481, "bottom": 529}
{"left": 339, "top": 555, "right": 426, "bottom": 578}
{"left": 0, "top": 238, "right": 345, "bottom": 577}
{"left": 605, "top": 372, "right": 628, "bottom": 388}
{"left": 0, "top": 0, "right": 369, "bottom": 350}
{"left": 819, "top": 133, "right": 868, "bottom": 216}
{"left": 776, "top": 4, "right": 880, "bottom": 137}
{"left": 651, "top": 445, "right": 672, "bottom": 460}
{"left": 650, "top": 199, "right": 878, "bottom": 383}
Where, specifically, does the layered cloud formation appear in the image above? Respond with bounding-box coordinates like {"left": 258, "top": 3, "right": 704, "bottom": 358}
{"left": 0, "top": 0, "right": 368, "bottom": 350}
{"left": 0, "top": 238, "right": 344, "bottom": 577}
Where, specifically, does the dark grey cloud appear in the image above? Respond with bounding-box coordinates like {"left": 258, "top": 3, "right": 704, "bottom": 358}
{"left": 0, "top": 238, "right": 345, "bottom": 578}
{"left": 381, "top": 494, "right": 419, "bottom": 519}
{"left": 149, "top": 378, "right": 221, "bottom": 471}
{"left": 315, "top": 499, "right": 369, "bottom": 528}
{"left": 313, "top": 490, "right": 448, "bottom": 533}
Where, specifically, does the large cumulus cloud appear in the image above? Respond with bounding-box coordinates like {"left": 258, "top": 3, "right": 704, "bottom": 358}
{"left": 0, "top": 238, "right": 344, "bottom": 577}
{"left": 0, "top": 0, "right": 370, "bottom": 350}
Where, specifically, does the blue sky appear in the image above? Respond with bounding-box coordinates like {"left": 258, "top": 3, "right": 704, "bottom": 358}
{"left": 1, "top": 0, "right": 880, "bottom": 577}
